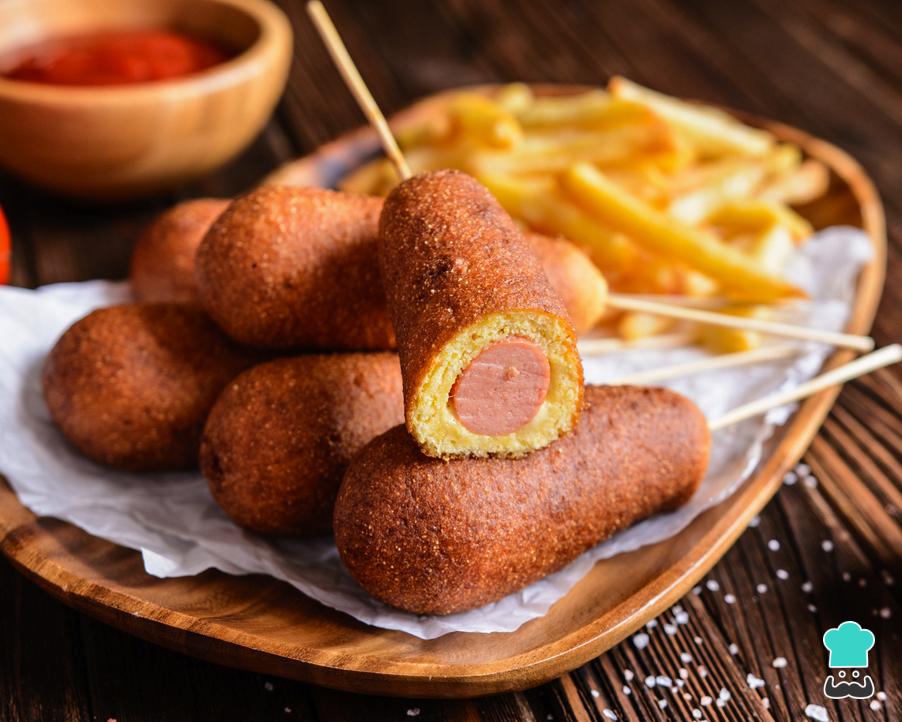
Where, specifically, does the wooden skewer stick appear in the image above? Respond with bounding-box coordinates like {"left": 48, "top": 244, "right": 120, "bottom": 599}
{"left": 708, "top": 344, "right": 901, "bottom": 431}
{"left": 611, "top": 342, "right": 801, "bottom": 386}
{"left": 307, "top": 0, "right": 412, "bottom": 180}
{"left": 606, "top": 292, "right": 874, "bottom": 352}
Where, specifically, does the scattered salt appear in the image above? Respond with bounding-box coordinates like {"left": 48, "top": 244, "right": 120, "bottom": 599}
{"left": 692, "top": 710, "right": 702, "bottom": 720}
{"left": 803, "top": 476, "right": 818, "bottom": 489}
{"left": 646, "top": 618, "right": 658, "bottom": 629}
{"left": 284, "top": 708, "right": 292, "bottom": 715}
{"left": 783, "top": 471, "right": 797, "bottom": 485}
{"left": 664, "top": 623, "right": 677, "bottom": 636}
{"left": 804, "top": 703, "right": 828, "bottom": 721}
{"left": 645, "top": 675, "right": 656, "bottom": 688}
{"left": 590, "top": 689, "right": 600, "bottom": 698}
{"left": 747, "top": 673, "right": 766, "bottom": 690}
{"left": 706, "top": 579, "right": 720, "bottom": 592}
{"left": 675, "top": 610, "right": 690, "bottom": 625}
{"left": 756, "top": 584, "right": 768, "bottom": 594}
{"left": 719, "top": 689, "right": 730, "bottom": 701}
{"left": 869, "top": 701, "right": 882, "bottom": 711}
{"left": 658, "top": 699, "right": 668, "bottom": 709}
{"left": 656, "top": 675, "right": 673, "bottom": 687}
{"left": 603, "top": 710, "right": 617, "bottom": 720}
{"left": 692, "top": 586, "right": 702, "bottom": 595}
{"left": 773, "top": 657, "right": 788, "bottom": 668}
{"left": 821, "top": 540, "right": 834, "bottom": 552}
{"left": 698, "top": 665, "right": 708, "bottom": 678}
{"left": 406, "top": 709, "right": 420, "bottom": 718}
{"left": 808, "top": 604, "right": 818, "bottom": 613}
{"left": 776, "top": 569, "right": 789, "bottom": 580}
{"left": 622, "top": 685, "right": 631, "bottom": 696}
{"left": 264, "top": 682, "right": 274, "bottom": 692}
{"left": 858, "top": 577, "right": 867, "bottom": 587}
{"left": 701, "top": 695, "right": 713, "bottom": 706}
{"left": 724, "top": 593, "right": 737, "bottom": 604}
{"left": 878, "top": 692, "right": 887, "bottom": 701}
{"left": 801, "top": 581, "right": 813, "bottom": 593}
{"left": 680, "top": 652, "right": 692, "bottom": 663}
{"left": 768, "top": 539, "right": 780, "bottom": 551}
{"left": 728, "top": 643, "right": 739, "bottom": 655}
{"left": 694, "top": 636, "right": 704, "bottom": 645}
{"left": 624, "top": 670, "right": 635, "bottom": 682}
{"left": 797, "top": 463, "right": 810, "bottom": 476}
{"left": 879, "top": 607, "right": 891, "bottom": 618}
{"left": 749, "top": 516, "right": 760, "bottom": 527}
{"left": 842, "top": 572, "right": 851, "bottom": 582}
{"left": 679, "top": 668, "right": 689, "bottom": 679}
{"left": 632, "top": 633, "right": 649, "bottom": 650}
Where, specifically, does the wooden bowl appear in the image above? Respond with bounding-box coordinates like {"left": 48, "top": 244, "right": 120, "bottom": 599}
{"left": 0, "top": 0, "right": 292, "bottom": 200}
{"left": 0, "top": 87, "right": 886, "bottom": 698}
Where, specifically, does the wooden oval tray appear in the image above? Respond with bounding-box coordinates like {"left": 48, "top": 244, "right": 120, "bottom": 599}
{"left": 0, "top": 86, "right": 886, "bottom": 698}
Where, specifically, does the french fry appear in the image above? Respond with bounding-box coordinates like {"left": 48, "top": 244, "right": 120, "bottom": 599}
{"left": 617, "top": 311, "right": 676, "bottom": 341}
{"left": 667, "top": 162, "right": 769, "bottom": 223}
{"left": 708, "top": 199, "right": 812, "bottom": 242}
{"left": 725, "top": 224, "right": 795, "bottom": 274}
{"left": 446, "top": 93, "right": 524, "bottom": 149}
{"left": 494, "top": 83, "right": 535, "bottom": 114}
{"left": 698, "top": 306, "right": 770, "bottom": 352}
{"left": 608, "top": 76, "right": 774, "bottom": 157}
{"left": 560, "top": 163, "right": 804, "bottom": 301}
{"left": 759, "top": 159, "right": 830, "bottom": 205}
{"left": 479, "top": 172, "right": 641, "bottom": 273}
{"left": 474, "top": 122, "right": 678, "bottom": 174}
{"left": 338, "top": 157, "right": 399, "bottom": 195}
{"left": 517, "top": 93, "right": 655, "bottom": 129}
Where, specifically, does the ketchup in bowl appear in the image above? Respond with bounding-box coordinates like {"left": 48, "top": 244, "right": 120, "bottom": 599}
{"left": 2, "top": 30, "right": 232, "bottom": 86}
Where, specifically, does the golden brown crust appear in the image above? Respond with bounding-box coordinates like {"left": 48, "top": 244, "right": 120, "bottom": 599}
{"left": 42, "top": 304, "right": 260, "bottom": 471}
{"left": 377, "top": 170, "right": 582, "bottom": 435}
{"left": 334, "top": 385, "right": 710, "bottom": 615}
{"left": 195, "top": 186, "right": 394, "bottom": 350}
{"left": 200, "top": 353, "right": 403, "bottom": 537}
{"left": 525, "top": 232, "right": 607, "bottom": 334}
{"left": 130, "top": 199, "right": 229, "bottom": 303}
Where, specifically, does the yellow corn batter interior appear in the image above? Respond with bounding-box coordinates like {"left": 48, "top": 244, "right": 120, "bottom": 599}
{"left": 410, "top": 310, "right": 583, "bottom": 458}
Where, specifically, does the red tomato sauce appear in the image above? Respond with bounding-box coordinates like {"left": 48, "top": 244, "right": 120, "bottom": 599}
{"left": 2, "top": 30, "right": 232, "bottom": 86}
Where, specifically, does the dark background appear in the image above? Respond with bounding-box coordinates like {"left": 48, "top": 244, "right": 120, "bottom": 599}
{"left": 1, "top": 0, "right": 899, "bottom": 720}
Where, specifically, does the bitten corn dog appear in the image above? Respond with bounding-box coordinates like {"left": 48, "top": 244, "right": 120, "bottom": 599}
{"left": 378, "top": 170, "right": 584, "bottom": 458}
{"left": 43, "top": 304, "right": 260, "bottom": 471}
{"left": 192, "top": 186, "right": 607, "bottom": 350}
{"left": 334, "top": 384, "right": 710, "bottom": 614}
{"left": 201, "top": 353, "right": 403, "bottom": 537}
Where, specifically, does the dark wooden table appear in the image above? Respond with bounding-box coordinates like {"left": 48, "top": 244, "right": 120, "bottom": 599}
{"left": 1, "top": 1, "right": 899, "bottom": 720}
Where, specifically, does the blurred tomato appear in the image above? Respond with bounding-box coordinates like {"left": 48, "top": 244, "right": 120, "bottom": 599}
{"left": 0, "top": 206, "right": 9, "bottom": 284}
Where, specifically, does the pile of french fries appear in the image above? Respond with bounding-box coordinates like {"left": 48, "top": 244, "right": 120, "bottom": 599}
{"left": 341, "top": 78, "right": 830, "bottom": 351}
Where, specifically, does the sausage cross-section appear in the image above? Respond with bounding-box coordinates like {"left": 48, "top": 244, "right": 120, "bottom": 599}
{"left": 378, "top": 170, "right": 585, "bottom": 458}
{"left": 334, "top": 385, "right": 710, "bottom": 615}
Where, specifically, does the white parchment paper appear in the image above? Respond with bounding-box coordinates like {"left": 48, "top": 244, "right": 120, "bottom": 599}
{"left": 0, "top": 227, "right": 872, "bottom": 639}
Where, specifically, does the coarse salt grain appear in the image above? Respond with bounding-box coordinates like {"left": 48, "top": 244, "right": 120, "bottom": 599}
{"left": 706, "top": 579, "right": 720, "bottom": 592}
{"left": 797, "top": 463, "right": 810, "bottom": 476}
{"left": 701, "top": 695, "right": 713, "bottom": 706}
{"left": 749, "top": 516, "right": 760, "bottom": 527}
{"left": 590, "top": 689, "right": 600, "bottom": 698}
{"left": 777, "top": 569, "right": 789, "bottom": 580}
{"left": 284, "top": 708, "right": 292, "bottom": 715}
{"left": 692, "top": 586, "right": 702, "bottom": 595}
{"left": 821, "top": 540, "right": 834, "bottom": 552}
{"left": 624, "top": 670, "right": 634, "bottom": 681}
{"left": 842, "top": 572, "right": 851, "bottom": 582}
{"left": 728, "top": 643, "right": 739, "bottom": 655}
{"left": 747, "top": 673, "right": 766, "bottom": 689}
{"left": 724, "top": 593, "right": 736, "bottom": 604}
{"left": 622, "top": 685, "right": 631, "bottom": 696}
{"left": 773, "top": 657, "right": 788, "bottom": 668}
{"left": 603, "top": 710, "right": 617, "bottom": 720}
{"left": 869, "top": 701, "right": 882, "bottom": 711}
{"left": 264, "top": 682, "right": 274, "bottom": 692}
{"left": 698, "top": 665, "right": 708, "bottom": 678}
{"left": 675, "top": 610, "right": 690, "bottom": 624}
{"left": 808, "top": 604, "right": 818, "bottom": 613}
{"left": 804, "top": 476, "right": 818, "bottom": 489}
{"left": 783, "top": 471, "right": 797, "bottom": 485}
{"left": 719, "top": 689, "right": 730, "bottom": 701}
{"left": 632, "top": 633, "right": 649, "bottom": 650}
{"left": 646, "top": 618, "right": 658, "bottom": 629}
{"left": 879, "top": 607, "right": 891, "bottom": 618}
{"left": 768, "top": 539, "right": 780, "bottom": 551}
{"left": 756, "top": 584, "right": 768, "bottom": 594}
{"left": 679, "top": 668, "right": 689, "bottom": 679}
{"left": 878, "top": 692, "right": 887, "bottom": 701}
{"left": 406, "top": 709, "right": 420, "bottom": 718}
{"left": 658, "top": 699, "right": 668, "bottom": 709}
{"left": 801, "top": 581, "right": 813, "bottom": 593}
{"left": 656, "top": 676, "right": 672, "bottom": 687}
{"left": 645, "top": 675, "right": 656, "bottom": 688}
{"left": 804, "top": 703, "right": 828, "bottom": 721}
{"left": 664, "top": 623, "right": 677, "bottom": 636}
{"left": 692, "top": 710, "right": 702, "bottom": 720}
{"left": 694, "top": 636, "right": 703, "bottom": 645}
{"left": 680, "top": 652, "right": 692, "bottom": 663}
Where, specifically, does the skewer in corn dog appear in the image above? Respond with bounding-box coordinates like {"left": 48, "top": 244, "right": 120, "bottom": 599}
{"left": 334, "top": 346, "right": 901, "bottom": 614}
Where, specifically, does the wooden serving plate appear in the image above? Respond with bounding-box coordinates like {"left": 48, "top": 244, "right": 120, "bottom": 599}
{"left": 0, "top": 86, "right": 886, "bottom": 698}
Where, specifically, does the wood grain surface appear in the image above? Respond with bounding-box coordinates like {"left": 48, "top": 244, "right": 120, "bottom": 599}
{"left": 0, "top": 0, "right": 899, "bottom": 720}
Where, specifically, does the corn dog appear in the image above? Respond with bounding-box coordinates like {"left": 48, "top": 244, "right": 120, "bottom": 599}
{"left": 334, "top": 385, "right": 710, "bottom": 614}
{"left": 201, "top": 353, "right": 403, "bottom": 536}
